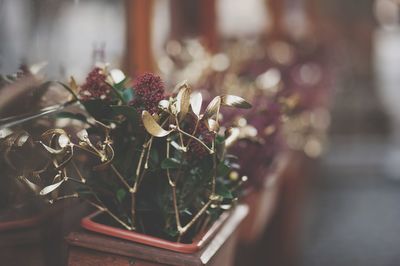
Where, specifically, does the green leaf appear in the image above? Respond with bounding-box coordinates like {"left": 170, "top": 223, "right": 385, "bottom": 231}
{"left": 82, "top": 99, "right": 114, "bottom": 121}
{"left": 161, "top": 158, "right": 181, "bottom": 169}
{"left": 215, "top": 135, "right": 225, "bottom": 144}
{"left": 121, "top": 88, "right": 134, "bottom": 102}
{"left": 216, "top": 182, "right": 233, "bottom": 199}
{"left": 217, "top": 162, "right": 230, "bottom": 177}
{"left": 116, "top": 188, "right": 127, "bottom": 203}
{"left": 111, "top": 105, "right": 140, "bottom": 125}
{"left": 149, "top": 148, "right": 160, "bottom": 165}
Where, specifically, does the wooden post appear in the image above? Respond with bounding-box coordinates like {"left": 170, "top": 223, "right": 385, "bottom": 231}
{"left": 199, "top": 0, "right": 218, "bottom": 52}
{"left": 266, "top": 0, "right": 286, "bottom": 38}
{"left": 125, "top": 0, "right": 155, "bottom": 76}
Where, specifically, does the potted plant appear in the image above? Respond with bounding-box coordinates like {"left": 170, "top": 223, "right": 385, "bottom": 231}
{"left": 9, "top": 67, "right": 251, "bottom": 265}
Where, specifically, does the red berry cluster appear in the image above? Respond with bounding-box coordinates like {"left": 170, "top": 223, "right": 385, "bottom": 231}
{"left": 79, "top": 68, "right": 112, "bottom": 101}
{"left": 130, "top": 73, "right": 165, "bottom": 114}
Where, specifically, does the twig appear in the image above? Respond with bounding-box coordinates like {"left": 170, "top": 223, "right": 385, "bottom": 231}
{"left": 111, "top": 164, "right": 132, "bottom": 191}
{"left": 174, "top": 127, "right": 213, "bottom": 154}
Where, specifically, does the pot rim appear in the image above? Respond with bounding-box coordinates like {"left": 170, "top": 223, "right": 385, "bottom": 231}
{"left": 81, "top": 208, "right": 231, "bottom": 254}
{"left": 0, "top": 212, "right": 46, "bottom": 232}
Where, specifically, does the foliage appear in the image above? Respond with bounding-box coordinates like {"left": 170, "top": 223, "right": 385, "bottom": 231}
{"left": 1, "top": 67, "right": 251, "bottom": 242}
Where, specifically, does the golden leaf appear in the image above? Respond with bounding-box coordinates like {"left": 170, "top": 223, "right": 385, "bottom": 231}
{"left": 41, "top": 129, "right": 68, "bottom": 140}
{"left": 206, "top": 118, "right": 219, "bottom": 132}
{"left": 203, "top": 96, "right": 221, "bottom": 120}
{"left": 142, "top": 111, "right": 171, "bottom": 137}
{"left": 69, "top": 76, "right": 79, "bottom": 93}
{"left": 173, "top": 79, "right": 188, "bottom": 93}
{"left": 40, "top": 142, "right": 65, "bottom": 155}
{"left": 39, "top": 178, "right": 65, "bottom": 196}
{"left": 190, "top": 91, "right": 202, "bottom": 117}
{"left": 176, "top": 85, "right": 191, "bottom": 119}
{"left": 221, "top": 95, "right": 251, "bottom": 109}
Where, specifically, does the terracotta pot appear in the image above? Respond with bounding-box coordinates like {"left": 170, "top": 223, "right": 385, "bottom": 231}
{"left": 239, "top": 154, "right": 289, "bottom": 243}
{"left": 66, "top": 205, "right": 248, "bottom": 266}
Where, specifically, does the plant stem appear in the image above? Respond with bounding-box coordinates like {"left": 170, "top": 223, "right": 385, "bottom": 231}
{"left": 111, "top": 164, "right": 132, "bottom": 191}
{"left": 130, "top": 138, "right": 150, "bottom": 229}
{"left": 174, "top": 117, "right": 186, "bottom": 149}
{"left": 175, "top": 128, "right": 213, "bottom": 154}
{"left": 180, "top": 200, "right": 212, "bottom": 237}
{"left": 71, "top": 160, "right": 86, "bottom": 183}
{"left": 144, "top": 137, "right": 154, "bottom": 169}
{"left": 212, "top": 139, "right": 217, "bottom": 194}
{"left": 86, "top": 200, "right": 133, "bottom": 230}
{"left": 166, "top": 140, "right": 182, "bottom": 236}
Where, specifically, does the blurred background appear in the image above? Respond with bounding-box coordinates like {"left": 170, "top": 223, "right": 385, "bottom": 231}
{"left": 1, "top": 0, "right": 400, "bottom": 265}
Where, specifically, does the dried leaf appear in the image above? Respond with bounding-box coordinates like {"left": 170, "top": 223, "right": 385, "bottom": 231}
{"left": 221, "top": 95, "right": 251, "bottom": 109}
{"left": 176, "top": 85, "right": 191, "bottom": 119}
{"left": 203, "top": 96, "right": 221, "bottom": 120}
{"left": 190, "top": 92, "right": 202, "bottom": 117}
{"left": 39, "top": 179, "right": 65, "bottom": 196}
{"left": 142, "top": 111, "right": 171, "bottom": 137}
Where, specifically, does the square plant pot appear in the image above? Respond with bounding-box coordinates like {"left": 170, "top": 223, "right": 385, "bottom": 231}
{"left": 66, "top": 205, "right": 248, "bottom": 266}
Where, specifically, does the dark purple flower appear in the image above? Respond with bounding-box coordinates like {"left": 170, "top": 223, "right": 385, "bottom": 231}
{"left": 130, "top": 73, "right": 165, "bottom": 114}
{"left": 79, "top": 67, "right": 112, "bottom": 101}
